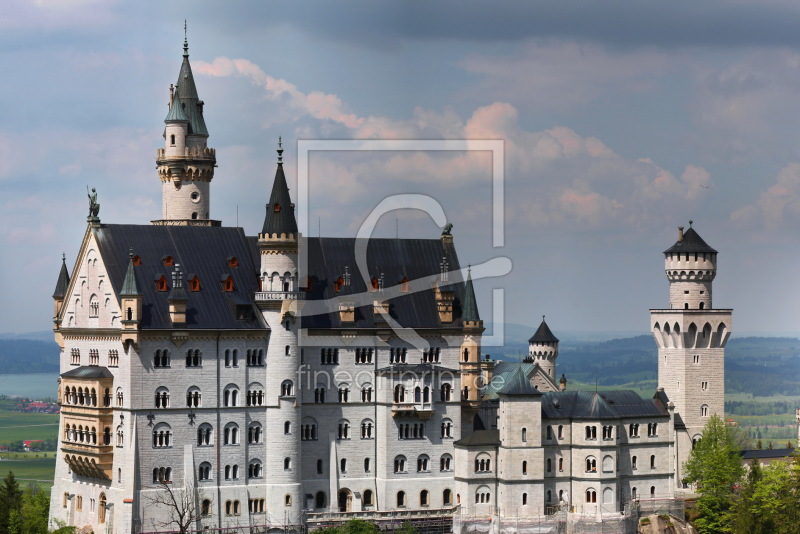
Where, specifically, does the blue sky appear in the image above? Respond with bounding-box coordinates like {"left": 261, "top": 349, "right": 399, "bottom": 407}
{"left": 3, "top": 0, "right": 800, "bottom": 336}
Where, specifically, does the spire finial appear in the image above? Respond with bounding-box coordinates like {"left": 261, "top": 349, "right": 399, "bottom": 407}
{"left": 277, "top": 136, "right": 284, "bottom": 164}
{"left": 467, "top": 264, "right": 471, "bottom": 274}
{"left": 543, "top": 314, "right": 546, "bottom": 322}
{"left": 62, "top": 252, "right": 66, "bottom": 262}
{"left": 128, "top": 247, "right": 134, "bottom": 259}
{"left": 183, "top": 20, "right": 189, "bottom": 57}
{"left": 689, "top": 219, "right": 693, "bottom": 227}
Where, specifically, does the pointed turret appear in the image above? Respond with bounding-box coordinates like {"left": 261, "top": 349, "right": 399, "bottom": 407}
{"left": 462, "top": 268, "right": 481, "bottom": 324}
{"left": 528, "top": 317, "right": 559, "bottom": 344}
{"left": 120, "top": 253, "right": 140, "bottom": 297}
{"left": 53, "top": 254, "right": 70, "bottom": 325}
{"left": 261, "top": 138, "right": 298, "bottom": 237}
{"left": 53, "top": 254, "right": 70, "bottom": 300}
{"left": 120, "top": 251, "right": 143, "bottom": 349}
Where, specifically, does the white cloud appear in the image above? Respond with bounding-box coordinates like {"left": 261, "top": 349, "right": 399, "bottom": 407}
{"left": 731, "top": 162, "right": 800, "bottom": 231}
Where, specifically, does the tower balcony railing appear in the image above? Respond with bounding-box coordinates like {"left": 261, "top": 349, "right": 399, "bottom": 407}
{"left": 254, "top": 290, "right": 303, "bottom": 302}
{"left": 156, "top": 147, "right": 216, "bottom": 161}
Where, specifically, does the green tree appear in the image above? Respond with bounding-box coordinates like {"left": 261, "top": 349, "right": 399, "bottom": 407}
{"left": 19, "top": 487, "right": 49, "bottom": 534}
{"left": 0, "top": 472, "right": 22, "bottom": 534}
{"left": 684, "top": 414, "right": 745, "bottom": 534}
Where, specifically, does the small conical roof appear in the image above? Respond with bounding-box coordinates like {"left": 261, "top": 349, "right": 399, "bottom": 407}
{"left": 663, "top": 223, "right": 717, "bottom": 254}
{"left": 164, "top": 91, "right": 189, "bottom": 123}
{"left": 498, "top": 367, "right": 542, "bottom": 396}
{"left": 52, "top": 254, "right": 70, "bottom": 299}
{"left": 529, "top": 317, "right": 559, "bottom": 344}
{"left": 120, "top": 253, "right": 141, "bottom": 297}
{"left": 261, "top": 139, "right": 298, "bottom": 235}
{"left": 462, "top": 268, "right": 480, "bottom": 322}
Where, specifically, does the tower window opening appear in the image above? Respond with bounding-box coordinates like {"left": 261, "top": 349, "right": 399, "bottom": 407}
{"left": 170, "top": 134, "right": 175, "bottom": 146}
{"left": 274, "top": 203, "right": 281, "bottom": 213}
{"left": 699, "top": 302, "right": 705, "bottom": 309}
{"left": 191, "top": 212, "right": 198, "bottom": 220}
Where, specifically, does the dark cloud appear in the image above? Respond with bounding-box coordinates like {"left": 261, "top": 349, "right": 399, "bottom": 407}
{"left": 188, "top": 0, "right": 800, "bottom": 49}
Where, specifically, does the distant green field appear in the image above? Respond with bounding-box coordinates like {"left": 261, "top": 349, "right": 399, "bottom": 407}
{"left": 0, "top": 458, "right": 55, "bottom": 490}
{"left": 0, "top": 411, "right": 59, "bottom": 444}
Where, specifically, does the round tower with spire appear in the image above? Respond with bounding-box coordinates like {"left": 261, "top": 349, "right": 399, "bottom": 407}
{"left": 528, "top": 316, "right": 559, "bottom": 381}
{"left": 153, "top": 28, "right": 219, "bottom": 226}
{"left": 255, "top": 139, "right": 303, "bottom": 519}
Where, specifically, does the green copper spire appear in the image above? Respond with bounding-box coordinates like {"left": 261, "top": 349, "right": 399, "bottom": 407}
{"left": 462, "top": 266, "right": 480, "bottom": 322}
{"left": 120, "top": 250, "right": 141, "bottom": 297}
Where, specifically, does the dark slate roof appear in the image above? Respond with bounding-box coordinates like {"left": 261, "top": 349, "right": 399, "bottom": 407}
{"left": 288, "top": 236, "right": 469, "bottom": 329}
{"left": 663, "top": 226, "right": 717, "bottom": 254}
{"left": 741, "top": 448, "right": 795, "bottom": 460}
{"left": 61, "top": 366, "right": 113, "bottom": 379}
{"left": 53, "top": 255, "right": 70, "bottom": 299}
{"left": 462, "top": 271, "right": 480, "bottom": 322}
{"left": 173, "top": 43, "right": 208, "bottom": 137}
{"left": 497, "top": 367, "right": 542, "bottom": 396}
{"left": 541, "top": 390, "right": 669, "bottom": 420}
{"left": 120, "top": 255, "right": 140, "bottom": 297}
{"left": 529, "top": 319, "right": 559, "bottom": 343}
{"left": 455, "top": 429, "right": 500, "bottom": 447}
{"left": 93, "top": 224, "right": 264, "bottom": 330}
{"left": 261, "top": 162, "right": 298, "bottom": 235}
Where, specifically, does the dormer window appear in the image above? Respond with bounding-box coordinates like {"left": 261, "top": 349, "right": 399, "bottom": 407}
{"left": 227, "top": 256, "right": 239, "bottom": 268}
{"left": 162, "top": 256, "right": 174, "bottom": 267}
{"left": 273, "top": 203, "right": 281, "bottom": 213}
{"left": 400, "top": 277, "right": 409, "bottom": 293}
{"left": 154, "top": 275, "right": 168, "bottom": 292}
{"left": 188, "top": 275, "right": 201, "bottom": 292}
{"left": 371, "top": 277, "right": 379, "bottom": 291}
{"left": 220, "top": 275, "right": 235, "bottom": 292}
{"left": 333, "top": 276, "right": 344, "bottom": 293}
{"left": 132, "top": 255, "right": 142, "bottom": 266}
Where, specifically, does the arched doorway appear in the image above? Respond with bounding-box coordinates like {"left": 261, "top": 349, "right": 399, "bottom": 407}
{"left": 338, "top": 489, "right": 353, "bottom": 513}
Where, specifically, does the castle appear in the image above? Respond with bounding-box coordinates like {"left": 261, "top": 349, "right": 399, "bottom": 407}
{"left": 47, "top": 37, "right": 729, "bottom": 533}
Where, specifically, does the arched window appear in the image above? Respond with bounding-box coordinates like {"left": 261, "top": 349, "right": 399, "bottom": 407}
{"left": 170, "top": 134, "right": 176, "bottom": 145}
{"left": 185, "top": 349, "right": 201, "bottom": 367}
{"left": 154, "top": 349, "right": 170, "bottom": 368}
{"left": 154, "top": 387, "right": 169, "bottom": 408}
{"left": 340, "top": 458, "right": 347, "bottom": 473}
{"left": 361, "top": 419, "right": 374, "bottom": 439}
{"left": 586, "top": 489, "right": 597, "bottom": 503}
{"left": 248, "top": 423, "right": 262, "bottom": 444}
{"left": 558, "top": 457, "right": 564, "bottom": 471}
{"left": 441, "top": 383, "right": 452, "bottom": 401}
{"left": 248, "top": 383, "right": 265, "bottom": 406}
{"left": 443, "top": 489, "right": 453, "bottom": 506}
{"left": 632, "top": 455, "right": 638, "bottom": 470}
{"left": 284, "top": 457, "right": 292, "bottom": 470}
{"left": 223, "top": 385, "right": 239, "bottom": 407}
{"left": 223, "top": 423, "right": 239, "bottom": 445}
{"left": 585, "top": 456, "right": 597, "bottom": 472}
{"left": 98, "top": 493, "right": 106, "bottom": 523}
{"left": 522, "top": 428, "right": 527, "bottom": 442}
{"left": 361, "top": 384, "right": 373, "bottom": 402}
{"left": 394, "top": 455, "right": 407, "bottom": 473}
{"left": 198, "top": 423, "right": 213, "bottom": 446}
{"left": 420, "top": 490, "right": 429, "bottom": 507}
{"left": 650, "top": 486, "right": 656, "bottom": 498}
{"left": 152, "top": 423, "right": 172, "bottom": 448}
{"left": 545, "top": 458, "right": 550, "bottom": 472}
{"left": 281, "top": 380, "right": 294, "bottom": 397}
{"left": 650, "top": 455, "right": 656, "bottom": 469}
{"left": 249, "top": 460, "right": 263, "bottom": 478}
{"left": 441, "top": 418, "right": 453, "bottom": 438}
{"left": 364, "top": 457, "right": 371, "bottom": 473}
{"left": 397, "top": 491, "right": 406, "bottom": 508}
{"left": 338, "top": 385, "right": 349, "bottom": 403}
{"left": 417, "top": 455, "right": 429, "bottom": 472}
{"left": 198, "top": 462, "right": 212, "bottom": 481}
{"left": 285, "top": 495, "right": 292, "bottom": 506}
{"left": 314, "top": 385, "right": 326, "bottom": 403}
{"left": 440, "top": 454, "right": 453, "bottom": 471}
{"left": 363, "top": 490, "right": 373, "bottom": 507}
{"left": 475, "top": 453, "right": 492, "bottom": 473}
{"left": 316, "top": 492, "right": 326, "bottom": 509}
{"left": 337, "top": 419, "right": 350, "bottom": 440}
{"left": 558, "top": 425, "right": 564, "bottom": 439}
{"left": 201, "top": 499, "right": 211, "bottom": 516}
{"left": 301, "top": 418, "right": 318, "bottom": 441}
{"left": 522, "top": 493, "right": 528, "bottom": 506}
{"left": 394, "top": 385, "right": 405, "bottom": 403}
{"left": 523, "top": 460, "right": 528, "bottom": 474}
{"left": 186, "top": 386, "right": 201, "bottom": 408}
{"left": 701, "top": 404, "right": 709, "bottom": 417}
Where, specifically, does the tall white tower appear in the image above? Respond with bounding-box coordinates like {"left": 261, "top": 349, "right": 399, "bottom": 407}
{"left": 153, "top": 34, "right": 219, "bottom": 226}
{"left": 255, "top": 139, "right": 303, "bottom": 519}
{"left": 650, "top": 222, "right": 732, "bottom": 487}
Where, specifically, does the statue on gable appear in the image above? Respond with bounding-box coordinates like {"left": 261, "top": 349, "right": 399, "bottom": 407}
{"left": 87, "top": 186, "right": 100, "bottom": 221}
{"left": 441, "top": 223, "right": 453, "bottom": 236}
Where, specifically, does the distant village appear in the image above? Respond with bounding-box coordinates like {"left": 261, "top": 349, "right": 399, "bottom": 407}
{"left": 0, "top": 395, "right": 59, "bottom": 414}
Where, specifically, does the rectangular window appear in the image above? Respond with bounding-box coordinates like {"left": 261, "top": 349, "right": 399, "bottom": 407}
{"left": 701, "top": 381, "right": 708, "bottom": 391}
{"left": 629, "top": 423, "right": 640, "bottom": 438}
{"left": 693, "top": 355, "right": 700, "bottom": 364}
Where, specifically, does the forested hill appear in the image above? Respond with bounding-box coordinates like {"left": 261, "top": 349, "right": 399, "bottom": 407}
{"left": 0, "top": 339, "right": 59, "bottom": 373}
{"left": 555, "top": 335, "right": 800, "bottom": 397}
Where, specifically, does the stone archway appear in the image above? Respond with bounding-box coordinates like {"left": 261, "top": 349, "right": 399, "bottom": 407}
{"left": 338, "top": 489, "right": 353, "bottom": 513}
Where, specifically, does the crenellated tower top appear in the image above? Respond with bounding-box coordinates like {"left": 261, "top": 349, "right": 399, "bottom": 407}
{"left": 663, "top": 221, "right": 717, "bottom": 310}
